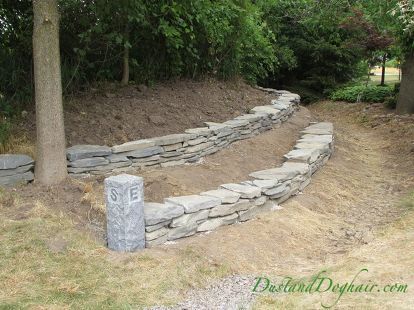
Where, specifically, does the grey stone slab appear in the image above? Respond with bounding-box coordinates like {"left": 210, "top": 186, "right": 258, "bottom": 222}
{"left": 238, "top": 201, "right": 275, "bottom": 222}
{"left": 294, "top": 142, "right": 330, "bottom": 154}
{"left": 0, "top": 164, "right": 33, "bottom": 177}
{"left": 144, "top": 202, "right": 184, "bottom": 226}
{"left": 185, "top": 127, "right": 214, "bottom": 137}
{"left": 264, "top": 183, "right": 289, "bottom": 196}
{"left": 104, "top": 174, "right": 145, "bottom": 252}
{"left": 185, "top": 142, "right": 214, "bottom": 153}
{"left": 0, "top": 171, "right": 34, "bottom": 186}
{"left": 168, "top": 222, "right": 198, "bottom": 240}
{"left": 165, "top": 195, "right": 221, "bottom": 213}
{"left": 220, "top": 183, "right": 262, "bottom": 199}
{"left": 251, "top": 179, "right": 279, "bottom": 190}
{"left": 209, "top": 200, "right": 251, "bottom": 217}
{"left": 146, "top": 234, "right": 169, "bottom": 248}
{"left": 187, "top": 137, "right": 208, "bottom": 146}
{"left": 250, "top": 106, "right": 281, "bottom": 116}
{"left": 132, "top": 155, "right": 162, "bottom": 163}
{"left": 106, "top": 154, "right": 131, "bottom": 163}
{"left": 234, "top": 114, "right": 263, "bottom": 123}
{"left": 67, "top": 145, "right": 111, "bottom": 161}
{"left": 200, "top": 189, "right": 241, "bottom": 204}
{"left": 250, "top": 163, "right": 309, "bottom": 182}
{"left": 68, "top": 157, "right": 109, "bottom": 168}
{"left": 163, "top": 142, "right": 183, "bottom": 152}
{"left": 253, "top": 196, "right": 267, "bottom": 206}
{"left": 68, "top": 161, "right": 131, "bottom": 174}
{"left": 170, "top": 209, "right": 210, "bottom": 228}
{"left": 197, "top": 213, "right": 238, "bottom": 232}
{"left": 0, "top": 154, "right": 34, "bottom": 170}
{"left": 284, "top": 148, "right": 321, "bottom": 164}
{"left": 161, "top": 151, "right": 184, "bottom": 158}
{"left": 145, "top": 220, "right": 171, "bottom": 233}
{"left": 298, "top": 134, "right": 333, "bottom": 144}
{"left": 124, "top": 146, "right": 164, "bottom": 158}
{"left": 112, "top": 139, "right": 155, "bottom": 153}
{"left": 146, "top": 227, "right": 169, "bottom": 241}
{"left": 223, "top": 119, "right": 250, "bottom": 128}
{"left": 152, "top": 134, "right": 196, "bottom": 146}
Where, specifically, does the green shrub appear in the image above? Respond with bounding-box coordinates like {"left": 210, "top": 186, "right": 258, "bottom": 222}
{"left": 330, "top": 85, "right": 393, "bottom": 103}
{"left": 384, "top": 96, "right": 397, "bottom": 109}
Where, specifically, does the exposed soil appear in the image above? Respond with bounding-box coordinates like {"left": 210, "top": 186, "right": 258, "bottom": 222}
{"left": 15, "top": 78, "right": 274, "bottom": 148}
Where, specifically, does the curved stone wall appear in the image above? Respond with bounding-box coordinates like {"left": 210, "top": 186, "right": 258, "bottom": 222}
{"left": 142, "top": 122, "right": 334, "bottom": 247}
{"left": 0, "top": 89, "right": 300, "bottom": 186}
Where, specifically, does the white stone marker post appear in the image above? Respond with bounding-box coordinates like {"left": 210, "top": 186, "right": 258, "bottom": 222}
{"left": 104, "top": 174, "right": 145, "bottom": 252}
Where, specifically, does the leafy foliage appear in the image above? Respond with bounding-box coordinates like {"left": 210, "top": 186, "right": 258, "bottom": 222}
{"left": 330, "top": 85, "right": 394, "bottom": 103}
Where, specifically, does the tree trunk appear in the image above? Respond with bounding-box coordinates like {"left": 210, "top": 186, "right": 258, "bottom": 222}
{"left": 121, "top": 45, "right": 130, "bottom": 86}
{"left": 33, "top": 0, "right": 67, "bottom": 185}
{"left": 396, "top": 53, "right": 414, "bottom": 115}
{"left": 380, "top": 53, "right": 386, "bottom": 86}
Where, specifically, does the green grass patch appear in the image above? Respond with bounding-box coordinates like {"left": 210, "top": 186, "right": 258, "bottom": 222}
{"left": 330, "top": 85, "right": 393, "bottom": 103}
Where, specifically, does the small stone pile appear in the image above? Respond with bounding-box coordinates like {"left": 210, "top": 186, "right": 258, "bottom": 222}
{"left": 142, "top": 121, "right": 334, "bottom": 247}
{"left": 0, "top": 154, "right": 34, "bottom": 186}
{"left": 66, "top": 90, "right": 300, "bottom": 178}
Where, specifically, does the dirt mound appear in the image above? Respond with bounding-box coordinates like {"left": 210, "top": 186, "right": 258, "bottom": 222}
{"left": 15, "top": 78, "right": 274, "bottom": 148}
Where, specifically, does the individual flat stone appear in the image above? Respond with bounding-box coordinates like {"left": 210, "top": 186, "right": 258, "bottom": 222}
{"left": 187, "top": 137, "right": 208, "bottom": 146}
{"left": 68, "top": 157, "right": 109, "bottom": 168}
{"left": 146, "top": 234, "right": 169, "bottom": 248}
{"left": 124, "top": 146, "right": 164, "bottom": 158}
{"left": 146, "top": 227, "right": 169, "bottom": 241}
{"left": 0, "top": 154, "right": 34, "bottom": 170}
{"left": 250, "top": 163, "right": 309, "bottom": 181}
{"left": 165, "top": 195, "right": 221, "bottom": 213}
{"left": 163, "top": 142, "right": 183, "bottom": 152}
{"left": 152, "top": 134, "right": 196, "bottom": 146}
{"left": 66, "top": 145, "right": 111, "bottom": 161}
{"left": 298, "top": 134, "right": 333, "bottom": 144}
{"left": 251, "top": 179, "right": 279, "bottom": 190}
{"left": 106, "top": 154, "right": 131, "bottom": 163}
{"left": 0, "top": 164, "right": 33, "bottom": 177}
{"left": 197, "top": 213, "right": 238, "bottom": 232}
{"left": 185, "top": 127, "right": 214, "bottom": 137}
{"left": 234, "top": 114, "right": 263, "bottom": 123}
{"left": 301, "top": 128, "right": 333, "bottom": 135}
{"left": 112, "top": 139, "right": 155, "bottom": 153}
{"left": 144, "top": 202, "right": 184, "bottom": 226}
{"left": 68, "top": 161, "right": 131, "bottom": 174}
{"left": 250, "top": 106, "right": 281, "bottom": 116}
{"left": 295, "top": 142, "right": 330, "bottom": 153}
{"left": 220, "top": 183, "right": 261, "bottom": 199}
{"left": 200, "top": 189, "right": 241, "bottom": 204}
{"left": 238, "top": 201, "right": 275, "bottom": 222}
{"left": 0, "top": 171, "right": 34, "bottom": 186}
{"left": 223, "top": 119, "right": 250, "bottom": 128}
{"left": 168, "top": 222, "right": 198, "bottom": 240}
{"left": 264, "top": 183, "right": 289, "bottom": 196}
{"left": 185, "top": 142, "right": 214, "bottom": 153}
{"left": 145, "top": 220, "right": 171, "bottom": 232}
{"left": 170, "top": 209, "right": 210, "bottom": 228}
{"left": 284, "top": 148, "right": 321, "bottom": 164}
{"left": 209, "top": 200, "right": 251, "bottom": 217}
{"left": 253, "top": 196, "right": 267, "bottom": 206}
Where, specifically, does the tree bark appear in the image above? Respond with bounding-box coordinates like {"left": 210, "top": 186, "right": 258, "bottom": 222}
{"left": 121, "top": 44, "right": 130, "bottom": 86}
{"left": 380, "top": 53, "right": 386, "bottom": 86}
{"left": 396, "top": 53, "right": 414, "bottom": 115}
{"left": 33, "top": 0, "right": 67, "bottom": 185}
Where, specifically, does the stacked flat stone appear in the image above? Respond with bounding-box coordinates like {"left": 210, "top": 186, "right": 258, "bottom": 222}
{"left": 66, "top": 90, "right": 300, "bottom": 178}
{"left": 0, "top": 154, "right": 34, "bottom": 186}
{"left": 142, "top": 122, "right": 334, "bottom": 247}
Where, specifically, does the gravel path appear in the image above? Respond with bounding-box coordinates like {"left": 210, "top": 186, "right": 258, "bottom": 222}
{"left": 149, "top": 275, "right": 258, "bottom": 310}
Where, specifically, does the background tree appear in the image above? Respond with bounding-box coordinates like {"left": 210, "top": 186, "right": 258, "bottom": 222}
{"left": 32, "top": 0, "right": 67, "bottom": 184}
{"left": 391, "top": 0, "right": 414, "bottom": 114}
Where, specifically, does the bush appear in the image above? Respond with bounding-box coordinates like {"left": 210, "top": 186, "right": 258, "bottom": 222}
{"left": 330, "top": 85, "right": 393, "bottom": 103}
{"left": 0, "top": 117, "right": 11, "bottom": 149}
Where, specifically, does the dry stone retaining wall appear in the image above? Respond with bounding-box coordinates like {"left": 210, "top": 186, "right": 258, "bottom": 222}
{"left": 143, "top": 121, "right": 334, "bottom": 247}
{"left": 0, "top": 89, "right": 300, "bottom": 186}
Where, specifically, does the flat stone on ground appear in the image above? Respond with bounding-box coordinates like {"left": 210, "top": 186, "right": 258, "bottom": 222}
{"left": 220, "top": 183, "right": 261, "bottom": 199}
{"left": 153, "top": 133, "right": 196, "bottom": 146}
{"left": 112, "top": 139, "right": 155, "bottom": 153}
{"left": 144, "top": 202, "right": 184, "bottom": 226}
{"left": 200, "top": 189, "right": 241, "bottom": 204}
{"left": 197, "top": 213, "right": 238, "bottom": 232}
{"left": 165, "top": 195, "right": 221, "bottom": 213}
{"left": 67, "top": 145, "right": 111, "bottom": 161}
{"left": 0, "top": 154, "right": 34, "bottom": 170}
